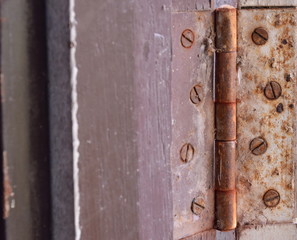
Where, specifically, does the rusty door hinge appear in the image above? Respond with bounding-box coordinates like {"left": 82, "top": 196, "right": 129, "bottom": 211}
{"left": 214, "top": 6, "right": 237, "bottom": 231}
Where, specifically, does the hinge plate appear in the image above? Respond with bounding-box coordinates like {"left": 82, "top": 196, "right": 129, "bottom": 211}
{"left": 171, "top": 11, "right": 214, "bottom": 240}
{"left": 237, "top": 8, "right": 297, "bottom": 235}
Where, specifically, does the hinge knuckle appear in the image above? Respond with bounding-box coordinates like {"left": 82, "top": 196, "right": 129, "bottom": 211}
{"left": 214, "top": 6, "right": 237, "bottom": 232}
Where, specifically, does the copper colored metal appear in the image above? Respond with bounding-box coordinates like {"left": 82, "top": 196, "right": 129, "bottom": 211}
{"left": 190, "top": 84, "right": 203, "bottom": 104}
{"left": 252, "top": 27, "right": 268, "bottom": 45}
{"left": 263, "top": 189, "right": 280, "bottom": 208}
{"left": 180, "top": 143, "right": 194, "bottom": 163}
{"left": 191, "top": 197, "right": 205, "bottom": 216}
{"left": 215, "top": 103, "right": 236, "bottom": 141}
{"left": 215, "top": 190, "right": 236, "bottom": 231}
{"left": 215, "top": 52, "right": 237, "bottom": 102}
{"left": 264, "top": 81, "right": 282, "bottom": 100}
{"left": 215, "top": 141, "right": 236, "bottom": 191}
{"left": 215, "top": 6, "right": 237, "bottom": 52}
{"left": 250, "top": 137, "right": 268, "bottom": 155}
{"left": 214, "top": 5, "right": 237, "bottom": 232}
{"left": 181, "top": 29, "right": 195, "bottom": 48}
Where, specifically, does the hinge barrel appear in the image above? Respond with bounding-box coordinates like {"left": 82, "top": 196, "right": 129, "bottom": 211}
{"left": 214, "top": 6, "right": 237, "bottom": 231}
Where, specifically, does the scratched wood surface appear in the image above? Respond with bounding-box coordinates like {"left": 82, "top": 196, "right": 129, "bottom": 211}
{"left": 74, "top": 0, "right": 173, "bottom": 239}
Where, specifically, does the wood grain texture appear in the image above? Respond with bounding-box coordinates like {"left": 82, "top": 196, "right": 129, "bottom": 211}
{"left": 239, "top": 0, "right": 297, "bottom": 7}
{"left": 74, "top": 0, "right": 172, "bottom": 239}
{"left": 46, "top": 1, "right": 75, "bottom": 239}
{"left": 1, "top": 0, "right": 51, "bottom": 239}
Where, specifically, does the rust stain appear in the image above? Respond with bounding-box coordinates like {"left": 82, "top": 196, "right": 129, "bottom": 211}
{"left": 3, "top": 151, "right": 13, "bottom": 219}
{"left": 237, "top": 8, "right": 296, "bottom": 227}
{"left": 214, "top": 6, "right": 237, "bottom": 231}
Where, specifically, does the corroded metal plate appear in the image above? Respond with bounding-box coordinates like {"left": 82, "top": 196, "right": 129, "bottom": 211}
{"left": 171, "top": 11, "right": 214, "bottom": 239}
{"left": 237, "top": 8, "right": 297, "bottom": 230}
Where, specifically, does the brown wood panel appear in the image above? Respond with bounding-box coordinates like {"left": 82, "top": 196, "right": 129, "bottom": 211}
{"left": 74, "top": 0, "right": 172, "bottom": 239}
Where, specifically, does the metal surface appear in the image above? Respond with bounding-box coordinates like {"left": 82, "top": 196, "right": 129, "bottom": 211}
{"left": 172, "top": 11, "right": 214, "bottom": 239}
{"left": 215, "top": 190, "right": 236, "bottom": 230}
{"left": 190, "top": 84, "right": 203, "bottom": 104}
{"left": 249, "top": 137, "right": 268, "bottom": 155}
{"left": 214, "top": 6, "right": 237, "bottom": 232}
{"left": 191, "top": 197, "right": 206, "bottom": 216}
{"left": 215, "top": 7, "right": 237, "bottom": 52}
{"left": 237, "top": 8, "right": 297, "bottom": 236}
{"left": 181, "top": 29, "right": 195, "bottom": 48}
{"left": 264, "top": 81, "right": 282, "bottom": 100}
{"left": 215, "top": 104, "right": 236, "bottom": 140}
{"left": 238, "top": 223, "right": 297, "bottom": 240}
{"left": 172, "top": 0, "right": 211, "bottom": 12}
{"left": 181, "top": 230, "right": 216, "bottom": 240}
{"left": 263, "top": 189, "right": 281, "bottom": 207}
{"left": 252, "top": 28, "right": 268, "bottom": 46}
{"left": 215, "top": 141, "right": 236, "bottom": 191}
{"left": 239, "top": 0, "right": 297, "bottom": 7}
{"left": 180, "top": 143, "right": 195, "bottom": 163}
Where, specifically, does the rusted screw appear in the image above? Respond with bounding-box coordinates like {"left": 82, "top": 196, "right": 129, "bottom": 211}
{"left": 181, "top": 29, "right": 194, "bottom": 48}
{"left": 252, "top": 27, "right": 268, "bottom": 45}
{"left": 264, "top": 81, "right": 282, "bottom": 100}
{"left": 180, "top": 143, "right": 194, "bottom": 163}
{"left": 250, "top": 137, "right": 268, "bottom": 155}
{"left": 190, "top": 85, "right": 202, "bottom": 104}
{"left": 263, "top": 189, "right": 280, "bottom": 207}
{"left": 191, "top": 197, "right": 205, "bottom": 215}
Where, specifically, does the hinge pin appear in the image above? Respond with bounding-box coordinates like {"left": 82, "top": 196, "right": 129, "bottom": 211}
{"left": 214, "top": 6, "right": 237, "bottom": 232}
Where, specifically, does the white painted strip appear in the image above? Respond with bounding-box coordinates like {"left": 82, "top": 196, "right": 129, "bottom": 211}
{"left": 70, "top": 0, "right": 81, "bottom": 239}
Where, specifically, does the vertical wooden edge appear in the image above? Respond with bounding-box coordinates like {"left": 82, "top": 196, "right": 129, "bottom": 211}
{"left": 46, "top": 0, "right": 75, "bottom": 239}
{"left": 1, "top": 0, "right": 51, "bottom": 238}
{"left": 74, "top": 0, "right": 172, "bottom": 239}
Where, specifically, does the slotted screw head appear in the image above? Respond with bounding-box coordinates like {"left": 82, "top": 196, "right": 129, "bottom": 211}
{"left": 180, "top": 143, "right": 194, "bottom": 163}
{"left": 190, "top": 85, "right": 202, "bottom": 104}
{"left": 250, "top": 137, "right": 268, "bottom": 155}
{"left": 181, "top": 29, "right": 195, "bottom": 48}
{"left": 263, "top": 189, "right": 280, "bottom": 207}
{"left": 252, "top": 27, "right": 268, "bottom": 45}
{"left": 264, "top": 81, "right": 282, "bottom": 100}
{"left": 191, "top": 197, "right": 205, "bottom": 215}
